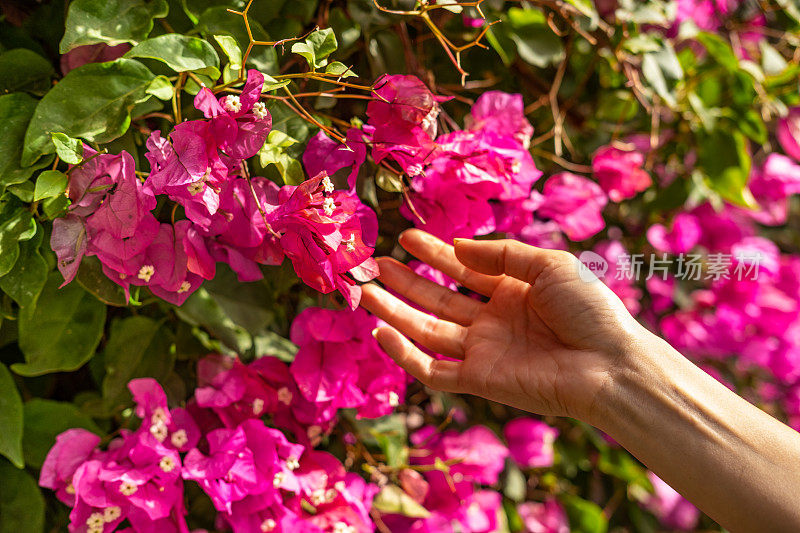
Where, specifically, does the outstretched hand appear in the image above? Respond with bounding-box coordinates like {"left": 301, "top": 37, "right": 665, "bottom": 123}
{"left": 360, "top": 229, "right": 647, "bottom": 424}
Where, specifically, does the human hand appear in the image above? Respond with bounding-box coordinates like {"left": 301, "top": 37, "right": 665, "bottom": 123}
{"left": 360, "top": 229, "right": 649, "bottom": 424}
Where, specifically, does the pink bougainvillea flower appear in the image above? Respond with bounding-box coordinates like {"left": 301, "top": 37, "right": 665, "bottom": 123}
{"left": 538, "top": 172, "right": 608, "bottom": 241}
{"left": 40, "top": 428, "right": 102, "bottom": 506}
{"left": 504, "top": 418, "right": 559, "bottom": 469}
{"left": 143, "top": 124, "right": 230, "bottom": 228}
{"left": 194, "top": 70, "right": 272, "bottom": 160}
{"left": 593, "top": 240, "right": 643, "bottom": 315}
{"left": 411, "top": 425, "right": 509, "bottom": 485}
{"left": 517, "top": 498, "right": 570, "bottom": 533}
{"left": 747, "top": 154, "right": 800, "bottom": 226}
{"left": 642, "top": 472, "right": 700, "bottom": 531}
{"left": 646, "top": 213, "right": 701, "bottom": 254}
{"left": 60, "top": 43, "right": 131, "bottom": 75}
{"left": 777, "top": 106, "right": 800, "bottom": 161}
{"left": 467, "top": 91, "right": 534, "bottom": 148}
{"left": 69, "top": 147, "right": 156, "bottom": 239}
{"left": 51, "top": 214, "right": 88, "bottom": 285}
{"left": 592, "top": 145, "right": 651, "bottom": 202}
{"left": 289, "top": 307, "right": 406, "bottom": 419}
{"left": 182, "top": 419, "right": 299, "bottom": 514}
{"left": 272, "top": 173, "right": 379, "bottom": 309}
{"left": 368, "top": 74, "right": 448, "bottom": 139}
{"left": 288, "top": 451, "right": 378, "bottom": 533}
{"left": 303, "top": 129, "right": 369, "bottom": 191}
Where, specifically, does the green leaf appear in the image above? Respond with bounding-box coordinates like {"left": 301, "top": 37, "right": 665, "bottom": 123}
{"left": 0, "top": 93, "right": 49, "bottom": 189}
{"left": 60, "top": 0, "right": 170, "bottom": 53}
{"left": 507, "top": 8, "right": 565, "bottom": 68}
{"left": 215, "top": 34, "right": 242, "bottom": 68}
{"left": 0, "top": 204, "right": 36, "bottom": 278}
{"left": 503, "top": 462, "right": 527, "bottom": 502}
{"left": 102, "top": 316, "right": 175, "bottom": 408}
{"left": 349, "top": 413, "right": 408, "bottom": 467}
{"left": 259, "top": 130, "right": 305, "bottom": 186}
{"left": 375, "top": 167, "right": 404, "bottom": 193}
{"left": 75, "top": 255, "right": 128, "bottom": 306}
{"left": 176, "top": 287, "right": 253, "bottom": 355}
{"left": 0, "top": 223, "right": 47, "bottom": 309}
{"left": 50, "top": 133, "right": 83, "bottom": 165}
{"left": 22, "top": 58, "right": 155, "bottom": 166}
{"left": 262, "top": 75, "right": 291, "bottom": 92}
{"left": 372, "top": 485, "right": 431, "bottom": 518}
{"left": 0, "top": 363, "right": 23, "bottom": 468}
{"left": 561, "top": 494, "right": 608, "bottom": 533}
{"left": 146, "top": 75, "right": 175, "bottom": 100}
{"left": 697, "top": 130, "right": 755, "bottom": 208}
{"left": 291, "top": 28, "right": 338, "bottom": 70}
{"left": 22, "top": 399, "right": 101, "bottom": 469}
{"left": 125, "top": 34, "right": 220, "bottom": 75}
{"left": 253, "top": 331, "right": 298, "bottom": 363}
{"left": 13, "top": 272, "right": 106, "bottom": 376}
{"left": 325, "top": 61, "right": 356, "bottom": 78}
{"left": 0, "top": 49, "right": 53, "bottom": 95}
{"left": 7, "top": 181, "right": 34, "bottom": 203}
{"left": 196, "top": 6, "right": 278, "bottom": 75}
{"left": 0, "top": 459, "right": 44, "bottom": 532}
{"left": 695, "top": 31, "right": 738, "bottom": 72}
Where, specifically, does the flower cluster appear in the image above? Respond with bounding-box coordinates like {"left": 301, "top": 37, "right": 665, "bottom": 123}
{"left": 40, "top": 375, "right": 379, "bottom": 533}
{"left": 304, "top": 75, "right": 653, "bottom": 247}
{"left": 641, "top": 108, "right": 800, "bottom": 437}
{"left": 381, "top": 419, "right": 564, "bottom": 533}
{"left": 194, "top": 307, "right": 407, "bottom": 445}
{"left": 51, "top": 70, "right": 378, "bottom": 309}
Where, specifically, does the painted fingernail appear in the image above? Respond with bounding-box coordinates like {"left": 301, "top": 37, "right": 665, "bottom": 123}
{"left": 371, "top": 328, "right": 380, "bottom": 338}
{"left": 453, "top": 238, "right": 467, "bottom": 245}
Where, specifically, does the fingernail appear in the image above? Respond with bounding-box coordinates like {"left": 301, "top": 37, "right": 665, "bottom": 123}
{"left": 453, "top": 238, "right": 467, "bottom": 245}
{"left": 371, "top": 328, "right": 380, "bottom": 338}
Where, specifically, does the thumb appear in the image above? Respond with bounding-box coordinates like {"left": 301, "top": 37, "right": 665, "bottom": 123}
{"left": 453, "top": 238, "right": 571, "bottom": 285}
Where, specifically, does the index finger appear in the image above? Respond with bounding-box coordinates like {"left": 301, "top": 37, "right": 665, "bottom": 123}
{"left": 398, "top": 229, "right": 503, "bottom": 296}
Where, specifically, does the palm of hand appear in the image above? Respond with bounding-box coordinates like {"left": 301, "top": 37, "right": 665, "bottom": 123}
{"left": 360, "top": 230, "right": 640, "bottom": 421}
{"left": 460, "top": 273, "right": 618, "bottom": 419}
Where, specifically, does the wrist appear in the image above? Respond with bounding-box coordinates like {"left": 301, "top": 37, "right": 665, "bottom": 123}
{"left": 586, "top": 327, "right": 684, "bottom": 433}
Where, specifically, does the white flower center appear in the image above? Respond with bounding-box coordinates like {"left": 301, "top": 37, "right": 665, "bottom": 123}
{"left": 150, "top": 422, "right": 168, "bottom": 442}
{"left": 333, "top": 522, "right": 356, "bottom": 533}
{"left": 273, "top": 472, "right": 285, "bottom": 488}
{"left": 159, "top": 456, "right": 177, "bottom": 473}
{"left": 151, "top": 408, "right": 168, "bottom": 425}
{"left": 103, "top": 506, "right": 121, "bottom": 522}
{"left": 286, "top": 456, "right": 300, "bottom": 471}
{"left": 86, "top": 512, "right": 105, "bottom": 528}
{"left": 389, "top": 391, "right": 400, "bottom": 407}
{"left": 65, "top": 481, "right": 75, "bottom": 495}
{"left": 119, "top": 481, "right": 138, "bottom": 496}
{"left": 177, "top": 281, "right": 191, "bottom": 294}
{"left": 511, "top": 160, "right": 522, "bottom": 174}
{"left": 223, "top": 95, "right": 242, "bottom": 113}
{"left": 137, "top": 265, "right": 155, "bottom": 283}
{"left": 260, "top": 518, "right": 277, "bottom": 532}
{"left": 322, "top": 197, "right": 336, "bottom": 216}
{"left": 187, "top": 180, "right": 204, "bottom": 195}
{"left": 322, "top": 175, "right": 334, "bottom": 193}
{"left": 171, "top": 429, "right": 188, "bottom": 448}
{"left": 252, "top": 101, "right": 269, "bottom": 120}
{"left": 252, "top": 398, "right": 265, "bottom": 415}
